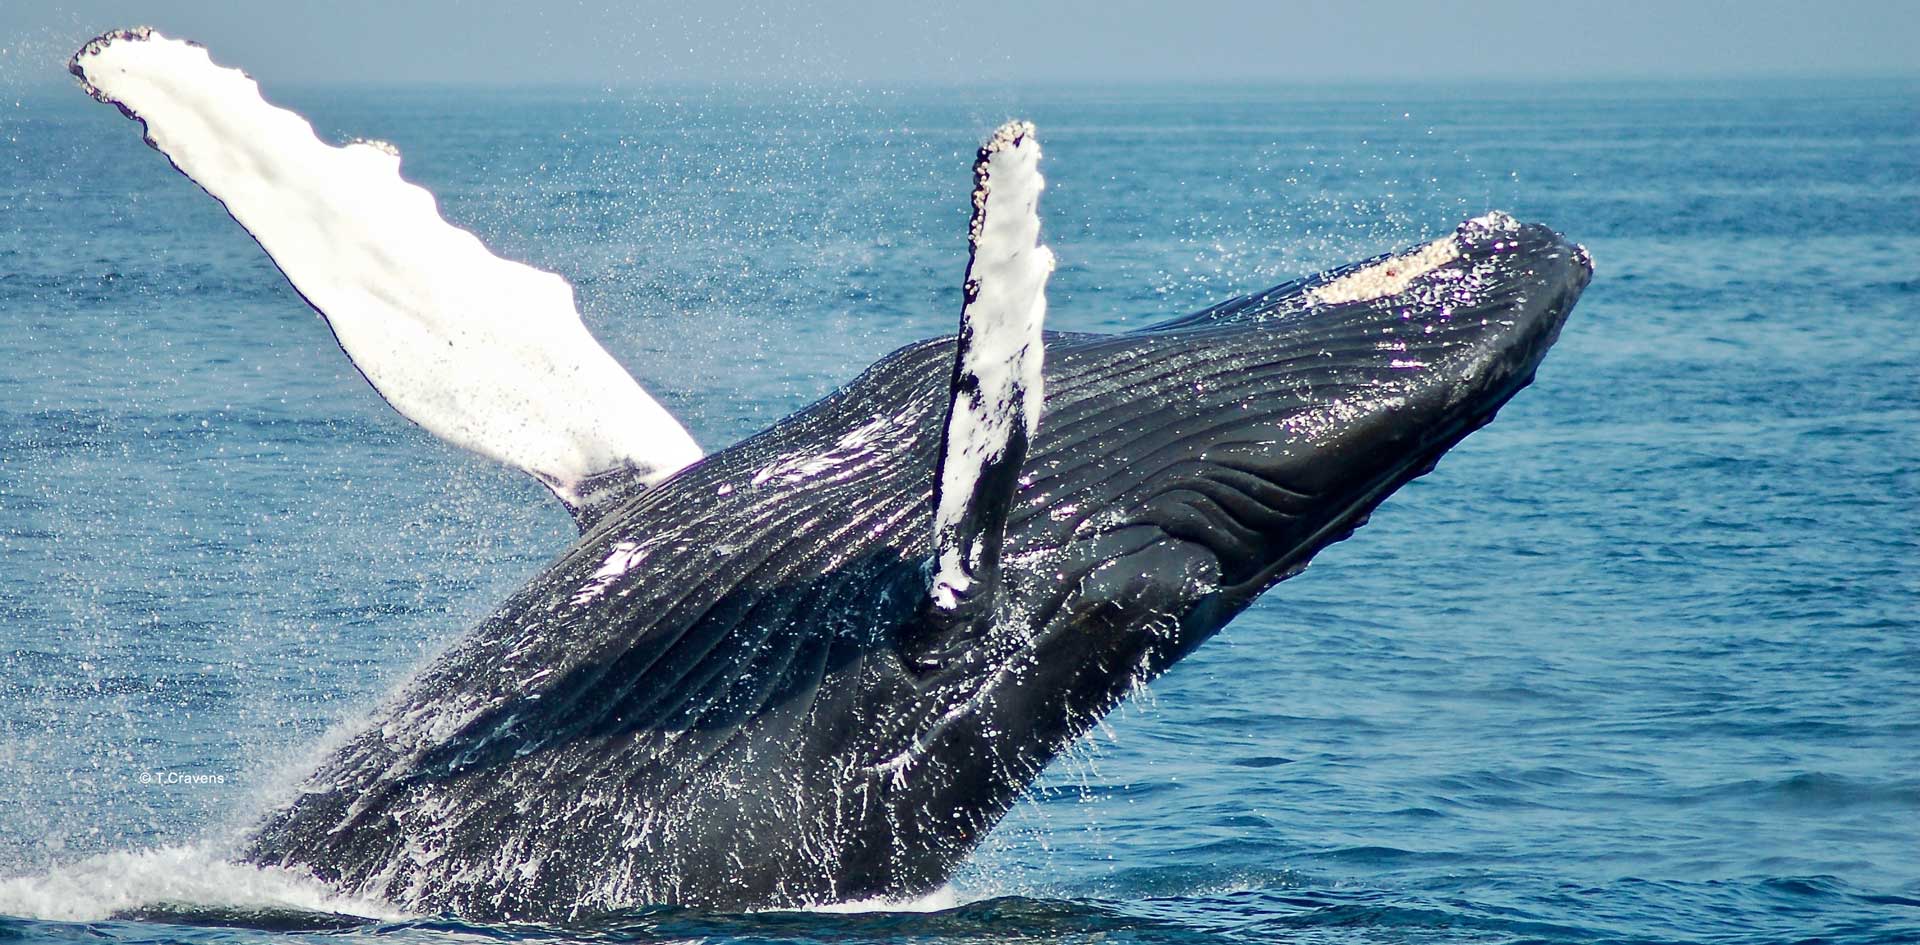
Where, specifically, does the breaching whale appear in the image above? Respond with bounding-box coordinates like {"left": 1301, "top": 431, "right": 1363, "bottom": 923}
{"left": 71, "top": 29, "right": 1592, "bottom": 922}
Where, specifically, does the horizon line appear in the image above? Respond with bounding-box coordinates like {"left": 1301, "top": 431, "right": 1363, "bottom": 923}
{"left": 11, "top": 70, "right": 1918, "bottom": 97}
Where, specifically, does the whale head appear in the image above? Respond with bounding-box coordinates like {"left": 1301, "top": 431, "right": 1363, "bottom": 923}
{"left": 865, "top": 210, "right": 1589, "bottom": 885}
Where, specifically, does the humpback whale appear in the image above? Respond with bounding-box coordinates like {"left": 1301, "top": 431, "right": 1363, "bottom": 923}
{"left": 71, "top": 29, "right": 1592, "bottom": 921}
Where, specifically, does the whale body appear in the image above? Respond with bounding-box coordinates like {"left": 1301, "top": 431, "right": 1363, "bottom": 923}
{"left": 69, "top": 27, "right": 1592, "bottom": 923}
{"left": 243, "top": 214, "right": 1589, "bottom": 917}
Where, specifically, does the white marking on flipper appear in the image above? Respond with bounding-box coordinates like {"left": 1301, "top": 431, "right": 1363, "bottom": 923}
{"left": 929, "top": 121, "right": 1054, "bottom": 612}
{"left": 70, "top": 29, "right": 702, "bottom": 523}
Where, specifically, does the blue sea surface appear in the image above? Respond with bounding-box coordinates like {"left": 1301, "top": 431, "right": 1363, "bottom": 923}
{"left": 0, "top": 75, "right": 1916, "bottom": 943}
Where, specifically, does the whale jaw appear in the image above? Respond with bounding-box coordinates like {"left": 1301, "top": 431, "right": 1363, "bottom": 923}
{"left": 242, "top": 216, "right": 1589, "bottom": 920}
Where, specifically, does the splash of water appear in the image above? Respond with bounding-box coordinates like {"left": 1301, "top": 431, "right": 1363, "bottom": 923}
{"left": 798, "top": 885, "right": 960, "bottom": 914}
{"left": 0, "top": 844, "right": 408, "bottom": 923}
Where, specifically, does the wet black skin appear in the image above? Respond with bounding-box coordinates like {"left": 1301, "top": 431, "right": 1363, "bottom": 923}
{"left": 243, "top": 217, "right": 1591, "bottom": 921}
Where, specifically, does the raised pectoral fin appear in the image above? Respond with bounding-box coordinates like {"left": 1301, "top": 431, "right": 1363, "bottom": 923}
{"left": 926, "top": 122, "right": 1054, "bottom": 619}
{"left": 70, "top": 29, "right": 702, "bottom": 530}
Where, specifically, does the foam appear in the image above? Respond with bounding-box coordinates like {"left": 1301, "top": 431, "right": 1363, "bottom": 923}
{"left": 798, "top": 884, "right": 960, "bottom": 914}
{"left": 0, "top": 844, "right": 407, "bottom": 924}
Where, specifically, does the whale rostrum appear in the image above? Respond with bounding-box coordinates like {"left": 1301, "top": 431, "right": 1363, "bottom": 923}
{"left": 71, "top": 28, "right": 1591, "bottom": 921}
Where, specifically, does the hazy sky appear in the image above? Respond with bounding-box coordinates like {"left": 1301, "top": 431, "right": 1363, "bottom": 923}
{"left": 4, "top": 0, "right": 1916, "bottom": 88}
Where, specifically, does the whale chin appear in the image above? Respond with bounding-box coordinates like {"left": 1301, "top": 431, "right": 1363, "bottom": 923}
{"left": 241, "top": 212, "right": 1589, "bottom": 919}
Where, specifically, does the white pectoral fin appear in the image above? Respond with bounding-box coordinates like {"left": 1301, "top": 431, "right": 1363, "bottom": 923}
{"left": 70, "top": 29, "right": 702, "bottom": 529}
{"left": 928, "top": 121, "right": 1054, "bottom": 616}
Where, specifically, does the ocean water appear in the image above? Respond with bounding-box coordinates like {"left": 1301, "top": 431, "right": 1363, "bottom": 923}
{"left": 1, "top": 74, "right": 1916, "bottom": 944}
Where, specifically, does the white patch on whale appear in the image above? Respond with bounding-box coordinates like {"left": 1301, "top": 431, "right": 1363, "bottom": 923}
{"left": 68, "top": 28, "right": 702, "bottom": 522}
{"left": 930, "top": 121, "right": 1054, "bottom": 610}
{"left": 1308, "top": 234, "right": 1463, "bottom": 305}
{"left": 570, "top": 540, "right": 649, "bottom": 607}
{"left": 1307, "top": 211, "right": 1528, "bottom": 307}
